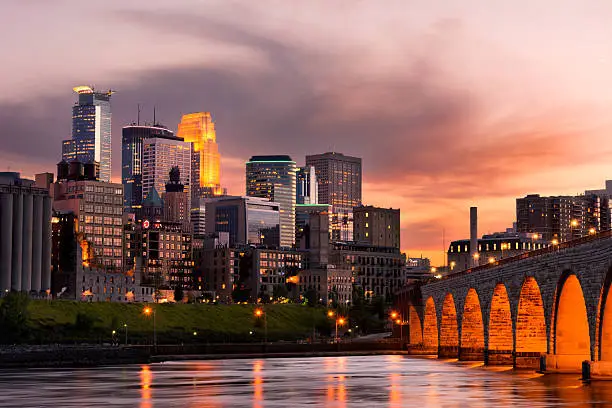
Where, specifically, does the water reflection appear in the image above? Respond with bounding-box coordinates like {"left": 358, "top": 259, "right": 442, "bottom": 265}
{"left": 139, "top": 365, "right": 151, "bottom": 408}
{"left": 2, "top": 356, "right": 612, "bottom": 407}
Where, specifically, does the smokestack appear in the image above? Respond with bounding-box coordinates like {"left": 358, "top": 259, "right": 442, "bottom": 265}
{"left": 470, "top": 207, "right": 478, "bottom": 265}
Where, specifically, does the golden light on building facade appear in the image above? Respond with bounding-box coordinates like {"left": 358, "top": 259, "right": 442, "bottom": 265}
{"left": 177, "top": 112, "right": 223, "bottom": 197}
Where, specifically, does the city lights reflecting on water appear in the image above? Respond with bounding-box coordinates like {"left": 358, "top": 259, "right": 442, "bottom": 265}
{"left": 1, "top": 355, "right": 612, "bottom": 406}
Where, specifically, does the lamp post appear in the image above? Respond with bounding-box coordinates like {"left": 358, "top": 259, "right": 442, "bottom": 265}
{"left": 390, "top": 311, "right": 403, "bottom": 342}
{"left": 124, "top": 323, "right": 128, "bottom": 345}
{"left": 143, "top": 306, "right": 156, "bottom": 347}
{"left": 255, "top": 307, "right": 267, "bottom": 344}
{"left": 335, "top": 317, "right": 345, "bottom": 342}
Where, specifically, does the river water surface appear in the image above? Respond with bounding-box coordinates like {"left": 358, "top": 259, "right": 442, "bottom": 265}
{"left": 1, "top": 355, "right": 612, "bottom": 407}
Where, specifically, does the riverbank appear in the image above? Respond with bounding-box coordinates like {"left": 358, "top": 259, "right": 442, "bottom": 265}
{"left": 0, "top": 341, "right": 405, "bottom": 368}
{"left": 24, "top": 301, "right": 335, "bottom": 344}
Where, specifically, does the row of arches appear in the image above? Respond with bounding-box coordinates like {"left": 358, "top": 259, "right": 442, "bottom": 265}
{"left": 405, "top": 273, "right": 612, "bottom": 370}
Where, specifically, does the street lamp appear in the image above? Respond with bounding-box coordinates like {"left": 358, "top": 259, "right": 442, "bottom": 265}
{"left": 335, "top": 317, "right": 345, "bottom": 342}
{"left": 254, "top": 308, "right": 267, "bottom": 344}
{"left": 589, "top": 227, "right": 597, "bottom": 235}
{"left": 390, "top": 311, "right": 403, "bottom": 342}
{"left": 143, "top": 306, "right": 156, "bottom": 347}
{"left": 124, "top": 323, "right": 128, "bottom": 345}
{"left": 473, "top": 252, "right": 480, "bottom": 267}
{"left": 488, "top": 256, "right": 496, "bottom": 264}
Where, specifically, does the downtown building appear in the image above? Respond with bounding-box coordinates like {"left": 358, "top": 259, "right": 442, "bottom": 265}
{"left": 142, "top": 134, "right": 192, "bottom": 214}
{"left": 62, "top": 86, "right": 113, "bottom": 182}
{"left": 51, "top": 161, "right": 124, "bottom": 270}
{"left": 0, "top": 172, "right": 52, "bottom": 294}
{"left": 121, "top": 124, "right": 177, "bottom": 214}
{"left": 305, "top": 152, "right": 362, "bottom": 241}
{"left": 516, "top": 193, "right": 610, "bottom": 242}
{"left": 205, "top": 196, "right": 281, "bottom": 247}
{"left": 353, "top": 205, "right": 401, "bottom": 249}
{"left": 246, "top": 155, "right": 297, "bottom": 247}
{"left": 124, "top": 191, "right": 194, "bottom": 301}
{"left": 177, "top": 112, "right": 225, "bottom": 199}
{"left": 296, "top": 165, "right": 318, "bottom": 204}
{"left": 447, "top": 231, "right": 550, "bottom": 272}
{"left": 330, "top": 242, "right": 405, "bottom": 302}
{"left": 52, "top": 211, "right": 151, "bottom": 302}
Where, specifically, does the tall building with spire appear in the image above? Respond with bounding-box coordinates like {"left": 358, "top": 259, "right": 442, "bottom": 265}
{"left": 62, "top": 86, "right": 113, "bottom": 182}
{"left": 177, "top": 112, "right": 224, "bottom": 201}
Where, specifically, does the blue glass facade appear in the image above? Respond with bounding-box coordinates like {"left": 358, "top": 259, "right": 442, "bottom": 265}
{"left": 62, "top": 87, "right": 113, "bottom": 181}
{"left": 121, "top": 125, "right": 177, "bottom": 214}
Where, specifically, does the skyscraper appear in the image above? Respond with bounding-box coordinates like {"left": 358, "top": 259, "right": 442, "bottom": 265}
{"left": 142, "top": 136, "right": 192, "bottom": 213}
{"left": 305, "top": 152, "right": 362, "bottom": 241}
{"left": 121, "top": 124, "right": 177, "bottom": 214}
{"left": 246, "top": 155, "right": 297, "bottom": 247}
{"left": 177, "top": 112, "right": 224, "bottom": 200}
{"left": 296, "top": 166, "right": 318, "bottom": 204}
{"left": 62, "top": 86, "right": 113, "bottom": 182}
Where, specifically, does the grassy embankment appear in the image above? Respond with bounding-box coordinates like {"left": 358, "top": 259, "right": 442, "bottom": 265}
{"left": 26, "top": 301, "right": 331, "bottom": 344}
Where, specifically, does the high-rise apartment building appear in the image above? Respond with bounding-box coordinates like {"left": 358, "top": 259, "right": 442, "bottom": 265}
{"left": 305, "top": 152, "right": 362, "bottom": 241}
{"left": 51, "top": 161, "right": 124, "bottom": 270}
{"left": 205, "top": 196, "right": 281, "bottom": 247}
{"left": 516, "top": 194, "right": 610, "bottom": 242}
{"left": 177, "top": 112, "right": 224, "bottom": 200}
{"left": 121, "top": 124, "right": 177, "bottom": 214}
{"left": 246, "top": 155, "right": 296, "bottom": 247}
{"left": 0, "top": 172, "right": 52, "bottom": 293}
{"left": 62, "top": 86, "right": 113, "bottom": 182}
{"left": 142, "top": 136, "right": 192, "bottom": 212}
{"left": 296, "top": 166, "right": 318, "bottom": 204}
{"left": 353, "top": 205, "right": 401, "bottom": 249}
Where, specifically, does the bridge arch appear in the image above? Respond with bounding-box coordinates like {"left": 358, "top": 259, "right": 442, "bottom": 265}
{"left": 407, "top": 305, "right": 423, "bottom": 346}
{"left": 515, "top": 276, "right": 547, "bottom": 368}
{"left": 598, "top": 266, "right": 612, "bottom": 361}
{"left": 439, "top": 293, "right": 459, "bottom": 358}
{"left": 553, "top": 272, "right": 591, "bottom": 369}
{"left": 422, "top": 297, "right": 438, "bottom": 353}
{"left": 460, "top": 288, "right": 485, "bottom": 360}
{"left": 487, "top": 283, "right": 513, "bottom": 365}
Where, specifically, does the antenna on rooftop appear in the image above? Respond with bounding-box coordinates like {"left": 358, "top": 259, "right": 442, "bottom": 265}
{"left": 153, "top": 105, "right": 157, "bottom": 125}
{"left": 137, "top": 104, "right": 141, "bottom": 126}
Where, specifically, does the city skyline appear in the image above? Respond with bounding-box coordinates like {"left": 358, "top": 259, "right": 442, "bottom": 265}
{"left": 4, "top": 1, "right": 612, "bottom": 264}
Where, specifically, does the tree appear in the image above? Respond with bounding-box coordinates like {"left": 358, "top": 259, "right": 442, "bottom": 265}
{"left": 304, "top": 288, "right": 318, "bottom": 307}
{"left": 174, "top": 286, "right": 184, "bottom": 303}
{"left": 0, "top": 292, "right": 30, "bottom": 343}
{"left": 273, "top": 284, "right": 288, "bottom": 301}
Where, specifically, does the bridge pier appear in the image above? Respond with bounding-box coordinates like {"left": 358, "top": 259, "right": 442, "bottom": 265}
{"left": 438, "top": 346, "right": 458, "bottom": 359}
{"left": 514, "top": 352, "right": 544, "bottom": 369}
{"left": 542, "top": 353, "right": 591, "bottom": 373}
{"left": 459, "top": 347, "right": 484, "bottom": 361}
{"left": 485, "top": 350, "right": 513, "bottom": 365}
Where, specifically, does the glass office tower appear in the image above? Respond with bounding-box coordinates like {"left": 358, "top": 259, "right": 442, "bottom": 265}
{"left": 305, "top": 152, "right": 362, "bottom": 241}
{"left": 62, "top": 86, "right": 113, "bottom": 182}
{"left": 246, "top": 155, "right": 296, "bottom": 247}
{"left": 121, "top": 124, "right": 176, "bottom": 214}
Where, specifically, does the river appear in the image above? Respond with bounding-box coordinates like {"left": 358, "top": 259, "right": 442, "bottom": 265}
{"left": 0, "top": 355, "right": 611, "bottom": 407}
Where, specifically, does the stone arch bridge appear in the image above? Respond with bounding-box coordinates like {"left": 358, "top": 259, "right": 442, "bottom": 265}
{"left": 396, "top": 231, "right": 612, "bottom": 373}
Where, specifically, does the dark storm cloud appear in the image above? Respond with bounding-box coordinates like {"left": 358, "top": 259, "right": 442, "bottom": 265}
{"left": 0, "top": 8, "right": 595, "bottom": 199}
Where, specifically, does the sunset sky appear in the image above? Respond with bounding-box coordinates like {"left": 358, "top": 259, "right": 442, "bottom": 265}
{"left": 2, "top": 1, "right": 612, "bottom": 264}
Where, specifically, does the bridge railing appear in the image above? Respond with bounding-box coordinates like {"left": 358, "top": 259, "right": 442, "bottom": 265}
{"left": 434, "top": 229, "right": 612, "bottom": 282}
